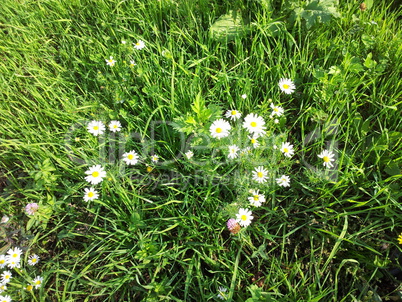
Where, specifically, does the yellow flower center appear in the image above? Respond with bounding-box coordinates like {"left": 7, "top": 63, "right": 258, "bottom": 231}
{"left": 257, "top": 172, "right": 264, "bottom": 178}
{"left": 32, "top": 258, "right": 37, "bottom": 263}
{"left": 241, "top": 215, "right": 247, "bottom": 221}
{"left": 93, "top": 126, "right": 99, "bottom": 130}
{"left": 113, "top": 125, "right": 118, "bottom": 128}
{"left": 88, "top": 192, "right": 94, "bottom": 198}
{"left": 35, "top": 280, "right": 41, "bottom": 285}
{"left": 12, "top": 253, "right": 18, "bottom": 258}
{"left": 323, "top": 156, "right": 330, "bottom": 162}
{"left": 216, "top": 127, "right": 222, "bottom": 133}
{"left": 0, "top": 259, "right": 4, "bottom": 264}
{"left": 146, "top": 166, "right": 153, "bottom": 173}
{"left": 283, "top": 84, "right": 289, "bottom": 89}
{"left": 128, "top": 154, "right": 134, "bottom": 160}
{"left": 231, "top": 110, "right": 237, "bottom": 116}
{"left": 251, "top": 138, "right": 256, "bottom": 144}
{"left": 92, "top": 171, "right": 99, "bottom": 177}
{"left": 253, "top": 195, "right": 259, "bottom": 201}
{"left": 283, "top": 148, "right": 289, "bottom": 153}
{"left": 136, "top": 42, "right": 141, "bottom": 46}
{"left": 250, "top": 122, "right": 257, "bottom": 127}
{"left": 274, "top": 107, "right": 279, "bottom": 112}
{"left": 5, "top": 275, "right": 10, "bottom": 279}
{"left": 26, "top": 285, "right": 33, "bottom": 291}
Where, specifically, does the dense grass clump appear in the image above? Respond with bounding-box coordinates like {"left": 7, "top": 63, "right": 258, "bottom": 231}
{"left": 0, "top": 0, "right": 401, "bottom": 301}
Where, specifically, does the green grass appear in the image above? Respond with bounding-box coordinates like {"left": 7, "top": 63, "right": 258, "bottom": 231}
{"left": 0, "top": 0, "right": 401, "bottom": 301}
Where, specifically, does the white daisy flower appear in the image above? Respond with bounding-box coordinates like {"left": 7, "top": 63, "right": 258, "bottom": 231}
{"left": 105, "top": 56, "right": 116, "bottom": 67}
{"left": 83, "top": 187, "right": 99, "bottom": 202}
{"left": 32, "top": 276, "right": 43, "bottom": 289}
{"left": 28, "top": 254, "right": 40, "bottom": 266}
{"left": 280, "top": 142, "right": 294, "bottom": 158}
{"left": 278, "top": 78, "right": 296, "bottom": 94}
{"left": 248, "top": 190, "right": 266, "bottom": 207}
{"left": 1, "top": 271, "right": 12, "bottom": 284}
{"left": 7, "top": 247, "right": 22, "bottom": 262}
{"left": 236, "top": 208, "right": 254, "bottom": 227}
{"left": 87, "top": 120, "right": 105, "bottom": 136}
{"left": 227, "top": 145, "right": 239, "bottom": 159}
{"left": 6, "top": 258, "right": 20, "bottom": 269}
{"left": 243, "top": 113, "right": 266, "bottom": 136}
{"left": 151, "top": 154, "right": 159, "bottom": 163}
{"left": 252, "top": 166, "right": 269, "bottom": 183}
{"left": 209, "top": 119, "right": 231, "bottom": 139}
{"left": 276, "top": 175, "right": 290, "bottom": 187}
{"left": 248, "top": 135, "right": 260, "bottom": 148}
{"left": 318, "top": 150, "right": 335, "bottom": 168}
{"left": 84, "top": 165, "right": 106, "bottom": 185}
{"left": 217, "top": 286, "right": 228, "bottom": 300}
{"left": 0, "top": 256, "right": 6, "bottom": 268}
{"left": 0, "top": 295, "right": 11, "bottom": 302}
{"left": 270, "top": 103, "right": 284, "bottom": 117}
{"left": 133, "top": 40, "right": 145, "bottom": 50}
{"left": 25, "top": 284, "right": 34, "bottom": 291}
{"left": 129, "top": 60, "right": 136, "bottom": 67}
{"left": 185, "top": 150, "right": 194, "bottom": 159}
{"left": 0, "top": 283, "right": 7, "bottom": 294}
{"left": 109, "top": 120, "right": 122, "bottom": 132}
{"left": 122, "top": 150, "right": 139, "bottom": 165}
{"left": 241, "top": 94, "right": 247, "bottom": 99}
{"left": 225, "top": 109, "right": 242, "bottom": 120}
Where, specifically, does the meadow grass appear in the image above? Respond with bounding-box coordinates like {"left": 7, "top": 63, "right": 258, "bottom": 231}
{"left": 0, "top": 0, "right": 401, "bottom": 301}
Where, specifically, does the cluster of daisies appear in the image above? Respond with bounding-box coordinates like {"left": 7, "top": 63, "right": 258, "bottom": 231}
{"left": 83, "top": 120, "right": 160, "bottom": 202}
{"left": 185, "top": 79, "right": 335, "bottom": 232}
{"left": 0, "top": 247, "right": 43, "bottom": 301}
{"left": 105, "top": 39, "right": 145, "bottom": 67}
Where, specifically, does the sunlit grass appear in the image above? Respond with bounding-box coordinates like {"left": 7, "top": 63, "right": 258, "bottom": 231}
{"left": 0, "top": 0, "right": 401, "bottom": 301}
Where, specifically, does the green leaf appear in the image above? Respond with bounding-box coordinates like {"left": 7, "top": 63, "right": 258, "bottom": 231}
{"left": 209, "top": 10, "right": 249, "bottom": 42}
{"left": 295, "top": 0, "right": 340, "bottom": 29}
{"left": 364, "top": 52, "right": 377, "bottom": 69}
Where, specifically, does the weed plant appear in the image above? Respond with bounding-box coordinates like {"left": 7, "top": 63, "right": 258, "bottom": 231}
{"left": 0, "top": 0, "right": 401, "bottom": 301}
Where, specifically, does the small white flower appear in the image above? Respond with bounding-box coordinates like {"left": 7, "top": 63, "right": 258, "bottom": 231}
{"left": 87, "top": 120, "right": 105, "bottom": 136}
{"left": 209, "top": 119, "right": 231, "bottom": 139}
{"left": 278, "top": 78, "right": 296, "bottom": 94}
{"left": 185, "top": 150, "right": 194, "bottom": 159}
{"left": 280, "top": 142, "right": 294, "bottom": 158}
{"left": 217, "top": 286, "right": 228, "bottom": 300}
{"left": 6, "top": 258, "right": 20, "bottom": 269}
{"left": 151, "top": 154, "right": 159, "bottom": 163}
{"left": 252, "top": 166, "right": 269, "bottom": 183}
{"left": 318, "top": 150, "right": 335, "bottom": 168}
{"left": 274, "top": 119, "right": 279, "bottom": 124}
{"left": 109, "top": 120, "right": 122, "bottom": 132}
{"left": 28, "top": 254, "right": 40, "bottom": 266}
{"left": 236, "top": 208, "right": 254, "bottom": 227}
{"left": 225, "top": 109, "right": 242, "bottom": 120}
{"left": 83, "top": 187, "right": 99, "bottom": 202}
{"left": 133, "top": 40, "right": 145, "bottom": 50}
{"left": 276, "top": 175, "right": 290, "bottom": 187}
{"left": 105, "top": 56, "right": 116, "bottom": 67}
{"left": 122, "top": 151, "right": 139, "bottom": 165}
{"left": 0, "top": 283, "right": 8, "bottom": 294}
{"left": 84, "top": 165, "right": 106, "bottom": 185}
{"left": 270, "top": 103, "right": 284, "bottom": 117}
{"left": 248, "top": 135, "right": 260, "bottom": 148}
{"left": 7, "top": 247, "right": 22, "bottom": 262}
{"left": 227, "top": 145, "right": 239, "bottom": 159}
{"left": 241, "top": 94, "right": 247, "bottom": 99}
{"left": 32, "top": 276, "right": 43, "bottom": 289}
{"left": 129, "top": 60, "right": 136, "bottom": 67}
{"left": 1, "top": 216, "right": 9, "bottom": 224}
{"left": 243, "top": 113, "right": 266, "bottom": 136}
{"left": 0, "top": 294, "right": 11, "bottom": 302}
{"left": 1, "top": 271, "right": 12, "bottom": 284}
{"left": 121, "top": 40, "right": 127, "bottom": 44}
{"left": 0, "top": 256, "right": 6, "bottom": 269}
{"left": 248, "top": 190, "right": 266, "bottom": 207}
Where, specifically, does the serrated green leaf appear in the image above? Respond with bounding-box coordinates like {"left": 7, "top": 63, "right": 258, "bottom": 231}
{"left": 209, "top": 10, "right": 249, "bottom": 42}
